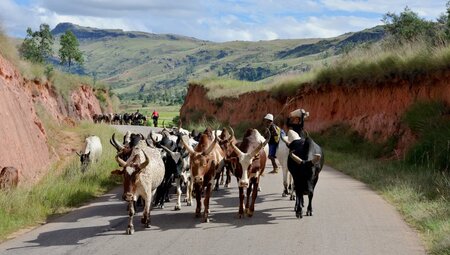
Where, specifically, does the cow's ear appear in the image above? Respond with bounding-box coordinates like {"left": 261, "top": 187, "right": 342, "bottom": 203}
{"left": 111, "top": 169, "right": 123, "bottom": 175}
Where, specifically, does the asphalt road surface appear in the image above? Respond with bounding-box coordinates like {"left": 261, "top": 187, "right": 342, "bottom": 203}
{"left": 0, "top": 125, "right": 426, "bottom": 255}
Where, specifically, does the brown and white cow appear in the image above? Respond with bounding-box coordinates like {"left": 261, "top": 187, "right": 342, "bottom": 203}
{"left": 111, "top": 140, "right": 165, "bottom": 234}
{"left": 226, "top": 128, "right": 269, "bottom": 218}
{"left": 180, "top": 129, "right": 225, "bottom": 222}
{"left": 216, "top": 128, "right": 235, "bottom": 188}
{"left": 0, "top": 167, "right": 19, "bottom": 190}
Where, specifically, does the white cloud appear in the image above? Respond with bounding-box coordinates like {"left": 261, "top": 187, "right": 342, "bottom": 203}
{"left": 0, "top": 0, "right": 446, "bottom": 41}
{"left": 321, "top": 0, "right": 444, "bottom": 18}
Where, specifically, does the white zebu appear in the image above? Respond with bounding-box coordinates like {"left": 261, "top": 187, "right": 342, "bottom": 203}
{"left": 277, "top": 132, "right": 295, "bottom": 200}
{"left": 111, "top": 140, "right": 165, "bottom": 234}
{"left": 77, "top": 135, "right": 102, "bottom": 172}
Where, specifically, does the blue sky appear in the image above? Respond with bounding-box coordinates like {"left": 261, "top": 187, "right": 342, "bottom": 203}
{"left": 0, "top": 0, "right": 446, "bottom": 42}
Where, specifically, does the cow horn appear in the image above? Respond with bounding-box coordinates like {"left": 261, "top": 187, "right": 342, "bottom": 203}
{"left": 280, "top": 135, "right": 289, "bottom": 146}
{"left": 180, "top": 135, "right": 196, "bottom": 155}
{"left": 161, "top": 145, "right": 181, "bottom": 163}
{"left": 148, "top": 130, "right": 158, "bottom": 145}
{"left": 202, "top": 130, "right": 218, "bottom": 156}
{"left": 111, "top": 133, "right": 124, "bottom": 150}
{"left": 249, "top": 133, "right": 270, "bottom": 159}
{"left": 138, "top": 151, "right": 150, "bottom": 170}
{"left": 289, "top": 152, "right": 303, "bottom": 165}
{"left": 115, "top": 154, "right": 127, "bottom": 167}
{"left": 228, "top": 126, "right": 235, "bottom": 140}
{"left": 231, "top": 142, "right": 244, "bottom": 157}
{"left": 160, "top": 144, "right": 174, "bottom": 155}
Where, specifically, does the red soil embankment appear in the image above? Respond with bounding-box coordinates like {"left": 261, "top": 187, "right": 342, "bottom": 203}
{"left": 0, "top": 54, "right": 104, "bottom": 184}
{"left": 181, "top": 71, "right": 450, "bottom": 155}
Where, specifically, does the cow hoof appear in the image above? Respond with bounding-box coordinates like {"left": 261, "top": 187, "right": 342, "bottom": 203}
{"left": 187, "top": 201, "right": 192, "bottom": 206}
{"left": 145, "top": 223, "right": 151, "bottom": 228}
{"left": 174, "top": 206, "right": 181, "bottom": 211}
{"left": 195, "top": 213, "right": 201, "bottom": 218}
{"left": 247, "top": 211, "right": 254, "bottom": 217}
{"left": 296, "top": 212, "right": 302, "bottom": 219}
{"left": 141, "top": 218, "right": 146, "bottom": 224}
{"left": 257, "top": 187, "right": 261, "bottom": 192}
{"left": 165, "top": 198, "right": 170, "bottom": 202}
{"left": 224, "top": 183, "right": 229, "bottom": 188}
{"left": 213, "top": 186, "right": 219, "bottom": 191}
{"left": 307, "top": 211, "right": 313, "bottom": 216}
{"left": 126, "top": 227, "right": 134, "bottom": 235}
{"left": 220, "top": 180, "right": 224, "bottom": 185}
{"left": 238, "top": 214, "right": 244, "bottom": 219}
{"left": 282, "top": 192, "right": 287, "bottom": 197}
{"left": 159, "top": 205, "right": 164, "bottom": 209}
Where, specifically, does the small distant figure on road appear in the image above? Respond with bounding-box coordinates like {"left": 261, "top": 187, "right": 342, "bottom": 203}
{"left": 263, "top": 113, "right": 282, "bottom": 174}
{"left": 152, "top": 109, "right": 159, "bottom": 127}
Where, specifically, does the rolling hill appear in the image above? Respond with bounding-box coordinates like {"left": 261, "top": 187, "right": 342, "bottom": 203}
{"left": 50, "top": 22, "right": 385, "bottom": 101}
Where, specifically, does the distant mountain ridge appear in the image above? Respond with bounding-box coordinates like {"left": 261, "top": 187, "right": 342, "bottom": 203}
{"left": 49, "top": 22, "right": 385, "bottom": 101}
{"left": 51, "top": 22, "right": 205, "bottom": 42}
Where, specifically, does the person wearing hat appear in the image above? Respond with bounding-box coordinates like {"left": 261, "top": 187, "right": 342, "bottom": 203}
{"left": 286, "top": 108, "right": 309, "bottom": 137}
{"left": 263, "top": 113, "right": 282, "bottom": 174}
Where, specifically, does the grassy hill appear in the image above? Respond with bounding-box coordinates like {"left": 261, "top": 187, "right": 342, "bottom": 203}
{"left": 50, "top": 23, "right": 385, "bottom": 102}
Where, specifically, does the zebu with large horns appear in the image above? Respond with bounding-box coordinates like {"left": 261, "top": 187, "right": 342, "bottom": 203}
{"left": 226, "top": 128, "right": 269, "bottom": 217}
{"left": 180, "top": 129, "right": 225, "bottom": 222}
{"left": 111, "top": 141, "right": 165, "bottom": 234}
{"left": 280, "top": 130, "right": 323, "bottom": 218}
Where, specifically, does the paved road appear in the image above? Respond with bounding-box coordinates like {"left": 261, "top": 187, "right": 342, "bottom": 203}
{"left": 0, "top": 125, "right": 426, "bottom": 255}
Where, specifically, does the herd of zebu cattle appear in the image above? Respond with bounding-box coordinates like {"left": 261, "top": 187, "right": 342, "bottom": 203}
{"left": 0, "top": 110, "right": 324, "bottom": 236}
{"left": 103, "top": 115, "right": 324, "bottom": 234}
{"left": 93, "top": 112, "right": 148, "bottom": 126}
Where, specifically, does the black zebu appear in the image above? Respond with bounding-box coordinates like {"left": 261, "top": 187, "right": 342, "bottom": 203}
{"left": 282, "top": 130, "right": 324, "bottom": 218}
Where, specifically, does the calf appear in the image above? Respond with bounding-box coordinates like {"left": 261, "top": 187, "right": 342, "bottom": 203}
{"left": 0, "top": 167, "right": 19, "bottom": 190}
{"left": 77, "top": 135, "right": 102, "bottom": 172}
{"left": 281, "top": 130, "right": 323, "bottom": 218}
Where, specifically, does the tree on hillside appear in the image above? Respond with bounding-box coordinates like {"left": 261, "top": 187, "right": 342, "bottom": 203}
{"left": 382, "top": 6, "right": 432, "bottom": 43}
{"left": 19, "top": 24, "right": 54, "bottom": 63}
{"left": 59, "top": 30, "right": 83, "bottom": 68}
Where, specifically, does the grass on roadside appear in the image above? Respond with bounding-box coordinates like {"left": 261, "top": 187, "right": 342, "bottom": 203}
{"left": 314, "top": 122, "right": 450, "bottom": 255}
{"left": 0, "top": 122, "right": 120, "bottom": 242}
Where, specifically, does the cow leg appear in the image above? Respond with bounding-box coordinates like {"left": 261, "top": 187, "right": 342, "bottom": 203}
{"left": 213, "top": 173, "right": 220, "bottom": 191}
{"left": 194, "top": 184, "right": 202, "bottom": 218}
{"left": 219, "top": 169, "right": 224, "bottom": 185}
{"left": 306, "top": 192, "right": 314, "bottom": 216}
{"left": 238, "top": 186, "right": 245, "bottom": 218}
{"left": 142, "top": 197, "right": 152, "bottom": 228}
{"left": 203, "top": 182, "right": 212, "bottom": 223}
{"left": 282, "top": 167, "right": 289, "bottom": 197}
{"left": 295, "top": 190, "right": 303, "bottom": 219}
{"left": 225, "top": 168, "right": 231, "bottom": 188}
{"left": 244, "top": 183, "right": 252, "bottom": 216}
{"left": 186, "top": 177, "right": 193, "bottom": 206}
{"left": 127, "top": 201, "right": 135, "bottom": 234}
{"left": 247, "top": 179, "right": 259, "bottom": 217}
{"left": 175, "top": 177, "right": 182, "bottom": 211}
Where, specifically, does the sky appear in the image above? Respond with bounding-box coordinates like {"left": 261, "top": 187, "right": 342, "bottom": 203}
{"left": 0, "top": 0, "right": 446, "bottom": 42}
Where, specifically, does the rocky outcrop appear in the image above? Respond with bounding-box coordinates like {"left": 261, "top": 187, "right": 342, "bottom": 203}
{"left": 0, "top": 54, "right": 104, "bottom": 184}
{"left": 181, "top": 71, "right": 450, "bottom": 154}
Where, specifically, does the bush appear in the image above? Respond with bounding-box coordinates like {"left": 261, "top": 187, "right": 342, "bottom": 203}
{"left": 402, "top": 101, "right": 450, "bottom": 172}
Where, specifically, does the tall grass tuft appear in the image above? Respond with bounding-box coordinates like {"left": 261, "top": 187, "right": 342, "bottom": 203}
{"left": 0, "top": 122, "right": 119, "bottom": 241}
{"left": 402, "top": 101, "right": 450, "bottom": 172}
